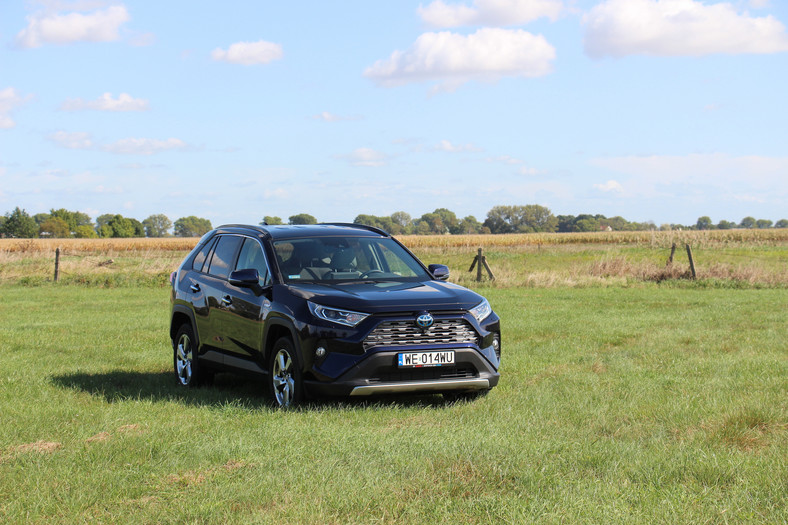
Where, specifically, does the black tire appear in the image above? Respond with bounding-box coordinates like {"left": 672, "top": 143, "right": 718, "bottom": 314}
{"left": 267, "top": 337, "right": 303, "bottom": 408}
{"left": 173, "top": 324, "right": 208, "bottom": 387}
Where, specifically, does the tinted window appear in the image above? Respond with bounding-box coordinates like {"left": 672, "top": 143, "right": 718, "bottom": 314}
{"left": 235, "top": 238, "right": 272, "bottom": 286}
{"left": 191, "top": 237, "right": 216, "bottom": 272}
{"left": 206, "top": 235, "right": 242, "bottom": 279}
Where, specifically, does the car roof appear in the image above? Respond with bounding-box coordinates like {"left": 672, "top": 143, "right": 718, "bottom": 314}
{"left": 214, "top": 223, "right": 389, "bottom": 240}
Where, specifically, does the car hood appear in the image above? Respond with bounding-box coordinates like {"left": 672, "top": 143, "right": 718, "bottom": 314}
{"left": 284, "top": 280, "right": 483, "bottom": 314}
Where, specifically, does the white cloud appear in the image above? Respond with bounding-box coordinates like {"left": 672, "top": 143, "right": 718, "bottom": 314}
{"left": 433, "top": 140, "right": 482, "bottom": 152}
{"left": 593, "top": 179, "right": 624, "bottom": 192}
{"left": 103, "top": 138, "right": 188, "bottom": 155}
{"left": 211, "top": 40, "right": 283, "bottom": 65}
{"left": 518, "top": 166, "right": 542, "bottom": 175}
{"left": 342, "top": 148, "right": 387, "bottom": 167}
{"left": 486, "top": 155, "right": 523, "bottom": 164}
{"left": 311, "top": 112, "right": 361, "bottom": 122}
{"left": 60, "top": 92, "right": 149, "bottom": 111}
{"left": 364, "top": 28, "right": 556, "bottom": 91}
{"left": 419, "top": 0, "right": 563, "bottom": 28}
{"left": 49, "top": 131, "right": 93, "bottom": 149}
{"left": 583, "top": 0, "right": 788, "bottom": 58}
{"left": 16, "top": 5, "right": 130, "bottom": 48}
{"left": 750, "top": 0, "right": 771, "bottom": 8}
{"left": 0, "top": 87, "right": 32, "bottom": 129}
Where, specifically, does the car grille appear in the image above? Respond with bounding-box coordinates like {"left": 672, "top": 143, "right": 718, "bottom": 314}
{"left": 364, "top": 319, "right": 479, "bottom": 350}
{"left": 370, "top": 367, "right": 477, "bottom": 383}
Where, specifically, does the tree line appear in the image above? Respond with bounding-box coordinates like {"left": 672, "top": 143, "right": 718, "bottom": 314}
{"left": 1, "top": 206, "right": 786, "bottom": 239}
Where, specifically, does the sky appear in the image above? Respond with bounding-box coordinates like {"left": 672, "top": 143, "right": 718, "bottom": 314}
{"left": 1, "top": 0, "right": 787, "bottom": 228}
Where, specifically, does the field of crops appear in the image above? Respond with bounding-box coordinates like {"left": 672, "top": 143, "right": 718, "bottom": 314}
{"left": 1, "top": 229, "right": 786, "bottom": 288}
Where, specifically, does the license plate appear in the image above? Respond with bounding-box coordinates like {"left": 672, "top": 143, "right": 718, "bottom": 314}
{"left": 397, "top": 351, "right": 455, "bottom": 368}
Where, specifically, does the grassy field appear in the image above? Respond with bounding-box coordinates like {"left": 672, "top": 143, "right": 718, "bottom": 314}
{"left": 0, "top": 283, "right": 785, "bottom": 523}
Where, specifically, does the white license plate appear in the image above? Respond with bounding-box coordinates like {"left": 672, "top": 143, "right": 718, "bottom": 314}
{"left": 397, "top": 351, "right": 455, "bottom": 368}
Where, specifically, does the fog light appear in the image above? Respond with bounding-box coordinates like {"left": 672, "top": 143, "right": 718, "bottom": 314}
{"left": 316, "top": 346, "right": 326, "bottom": 358}
{"left": 492, "top": 335, "right": 500, "bottom": 360}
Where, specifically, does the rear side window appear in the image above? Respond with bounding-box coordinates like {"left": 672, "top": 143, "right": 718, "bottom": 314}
{"left": 206, "top": 235, "right": 242, "bottom": 280}
{"left": 191, "top": 237, "right": 216, "bottom": 272}
{"left": 235, "top": 238, "right": 272, "bottom": 286}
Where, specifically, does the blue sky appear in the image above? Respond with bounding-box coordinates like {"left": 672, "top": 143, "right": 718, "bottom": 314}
{"left": 1, "top": 0, "right": 786, "bottom": 227}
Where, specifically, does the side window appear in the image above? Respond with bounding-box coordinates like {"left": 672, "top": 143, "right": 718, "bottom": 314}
{"left": 206, "top": 235, "right": 242, "bottom": 280}
{"left": 235, "top": 238, "right": 272, "bottom": 286}
{"left": 191, "top": 237, "right": 216, "bottom": 272}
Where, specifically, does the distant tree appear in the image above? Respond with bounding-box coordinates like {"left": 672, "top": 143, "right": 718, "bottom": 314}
{"left": 557, "top": 215, "right": 575, "bottom": 233}
{"left": 261, "top": 216, "right": 283, "bottom": 225}
{"left": 484, "top": 205, "right": 557, "bottom": 234}
{"left": 739, "top": 216, "right": 756, "bottom": 229}
{"left": 288, "top": 213, "right": 317, "bottom": 225}
{"left": 73, "top": 225, "right": 97, "bottom": 238}
{"left": 127, "top": 218, "right": 145, "bottom": 237}
{"left": 574, "top": 218, "right": 600, "bottom": 232}
{"left": 432, "top": 208, "right": 461, "bottom": 234}
{"left": 95, "top": 214, "right": 115, "bottom": 237}
{"left": 390, "top": 211, "right": 412, "bottom": 234}
{"left": 143, "top": 214, "right": 172, "bottom": 237}
{"left": 107, "top": 215, "right": 135, "bottom": 238}
{"left": 459, "top": 215, "right": 481, "bottom": 234}
{"left": 1, "top": 207, "right": 38, "bottom": 238}
{"left": 696, "top": 216, "right": 713, "bottom": 230}
{"left": 756, "top": 219, "right": 773, "bottom": 229}
{"left": 39, "top": 217, "right": 70, "bottom": 238}
{"left": 775, "top": 219, "right": 788, "bottom": 229}
{"left": 353, "top": 214, "right": 394, "bottom": 233}
{"left": 603, "top": 216, "right": 629, "bottom": 231}
{"left": 716, "top": 220, "right": 734, "bottom": 230}
{"left": 174, "top": 216, "right": 212, "bottom": 237}
{"left": 50, "top": 209, "right": 92, "bottom": 232}
{"left": 417, "top": 213, "right": 446, "bottom": 234}
{"left": 33, "top": 213, "right": 51, "bottom": 226}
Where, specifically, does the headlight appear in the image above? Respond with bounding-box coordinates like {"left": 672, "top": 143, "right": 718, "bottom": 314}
{"left": 308, "top": 301, "right": 369, "bottom": 327}
{"left": 469, "top": 298, "right": 492, "bottom": 322}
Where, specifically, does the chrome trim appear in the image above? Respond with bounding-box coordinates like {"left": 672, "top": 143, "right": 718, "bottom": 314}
{"left": 349, "top": 378, "right": 489, "bottom": 396}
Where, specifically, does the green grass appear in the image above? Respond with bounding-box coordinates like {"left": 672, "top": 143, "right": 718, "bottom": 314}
{"left": 0, "top": 284, "right": 785, "bottom": 523}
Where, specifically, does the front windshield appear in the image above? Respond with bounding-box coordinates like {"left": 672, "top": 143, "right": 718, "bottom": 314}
{"left": 273, "top": 236, "right": 430, "bottom": 283}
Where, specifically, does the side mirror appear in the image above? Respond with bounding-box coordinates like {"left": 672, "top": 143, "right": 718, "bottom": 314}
{"left": 428, "top": 264, "right": 450, "bottom": 281}
{"left": 229, "top": 268, "right": 260, "bottom": 287}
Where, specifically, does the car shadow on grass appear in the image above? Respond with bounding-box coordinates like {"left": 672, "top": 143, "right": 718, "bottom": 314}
{"left": 50, "top": 370, "right": 453, "bottom": 411}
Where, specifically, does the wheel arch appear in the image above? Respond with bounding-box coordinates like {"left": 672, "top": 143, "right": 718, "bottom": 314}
{"left": 170, "top": 306, "right": 198, "bottom": 347}
{"left": 263, "top": 319, "right": 303, "bottom": 370}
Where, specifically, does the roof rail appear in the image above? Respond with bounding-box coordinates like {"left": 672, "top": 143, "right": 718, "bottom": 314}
{"left": 320, "top": 222, "right": 390, "bottom": 237}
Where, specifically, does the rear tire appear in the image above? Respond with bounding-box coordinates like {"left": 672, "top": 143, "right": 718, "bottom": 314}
{"left": 173, "top": 324, "right": 208, "bottom": 387}
{"left": 268, "top": 337, "right": 303, "bottom": 408}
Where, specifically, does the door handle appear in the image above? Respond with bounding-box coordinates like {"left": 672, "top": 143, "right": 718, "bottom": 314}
{"left": 190, "top": 283, "right": 201, "bottom": 293}
{"left": 221, "top": 295, "right": 233, "bottom": 306}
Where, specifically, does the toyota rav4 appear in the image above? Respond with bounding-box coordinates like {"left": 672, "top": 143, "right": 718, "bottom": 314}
{"left": 169, "top": 223, "right": 501, "bottom": 407}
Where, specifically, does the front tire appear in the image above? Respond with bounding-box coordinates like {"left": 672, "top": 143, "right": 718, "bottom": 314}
{"left": 173, "top": 324, "right": 207, "bottom": 387}
{"left": 268, "top": 337, "right": 303, "bottom": 408}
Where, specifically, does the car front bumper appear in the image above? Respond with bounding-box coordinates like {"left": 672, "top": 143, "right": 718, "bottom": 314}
{"left": 304, "top": 345, "right": 500, "bottom": 398}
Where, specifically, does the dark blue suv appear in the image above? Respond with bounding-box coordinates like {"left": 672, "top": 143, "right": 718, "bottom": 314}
{"left": 169, "top": 223, "right": 501, "bottom": 407}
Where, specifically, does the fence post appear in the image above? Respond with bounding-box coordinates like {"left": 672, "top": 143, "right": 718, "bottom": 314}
{"left": 667, "top": 243, "right": 676, "bottom": 266}
{"left": 54, "top": 247, "right": 61, "bottom": 282}
{"left": 476, "top": 248, "right": 483, "bottom": 282}
{"left": 685, "top": 244, "right": 697, "bottom": 280}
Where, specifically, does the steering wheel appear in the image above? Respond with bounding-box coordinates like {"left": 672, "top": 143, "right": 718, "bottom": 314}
{"left": 359, "top": 269, "right": 385, "bottom": 279}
